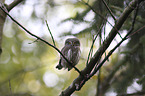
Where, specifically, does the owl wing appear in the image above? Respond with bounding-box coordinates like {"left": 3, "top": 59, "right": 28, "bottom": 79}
{"left": 75, "top": 48, "right": 81, "bottom": 64}
{"left": 61, "top": 46, "right": 73, "bottom": 61}
{"left": 56, "top": 46, "right": 72, "bottom": 70}
{"left": 56, "top": 47, "right": 66, "bottom": 70}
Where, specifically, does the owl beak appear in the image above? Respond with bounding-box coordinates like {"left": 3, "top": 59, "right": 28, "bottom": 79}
{"left": 72, "top": 42, "right": 75, "bottom": 46}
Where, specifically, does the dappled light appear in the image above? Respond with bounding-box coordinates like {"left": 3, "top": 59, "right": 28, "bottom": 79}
{"left": 0, "top": 0, "right": 145, "bottom": 96}
{"left": 43, "top": 72, "right": 59, "bottom": 87}
{"left": 21, "top": 40, "right": 37, "bottom": 53}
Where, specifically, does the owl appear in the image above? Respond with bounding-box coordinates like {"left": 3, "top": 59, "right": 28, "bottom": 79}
{"left": 56, "top": 38, "right": 81, "bottom": 71}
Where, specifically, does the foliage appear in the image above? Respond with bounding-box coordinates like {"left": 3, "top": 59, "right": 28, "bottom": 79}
{"left": 0, "top": 0, "right": 145, "bottom": 96}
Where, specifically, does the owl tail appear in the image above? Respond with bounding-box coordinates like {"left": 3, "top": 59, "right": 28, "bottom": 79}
{"left": 68, "top": 67, "right": 72, "bottom": 71}
{"left": 56, "top": 59, "right": 63, "bottom": 70}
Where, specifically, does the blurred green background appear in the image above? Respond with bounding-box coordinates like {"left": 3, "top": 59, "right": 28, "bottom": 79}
{"left": 0, "top": 0, "right": 145, "bottom": 96}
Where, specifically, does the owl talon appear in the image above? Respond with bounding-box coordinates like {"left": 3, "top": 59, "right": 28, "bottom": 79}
{"left": 68, "top": 68, "right": 71, "bottom": 71}
{"left": 56, "top": 65, "right": 63, "bottom": 70}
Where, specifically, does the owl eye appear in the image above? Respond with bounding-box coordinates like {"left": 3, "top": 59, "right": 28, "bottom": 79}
{"left": 65, "top": 41, "right": 71, "bottom": 45}
{"left": 74, "top": 41, "right": 80, "bottom": 46}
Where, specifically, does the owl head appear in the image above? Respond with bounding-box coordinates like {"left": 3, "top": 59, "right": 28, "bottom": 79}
{"left": 65, "top": 38, "right": 80, "bottom": 47}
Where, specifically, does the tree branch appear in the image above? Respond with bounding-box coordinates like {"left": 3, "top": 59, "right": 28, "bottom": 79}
{"left": 7, "top": 0, "right": 24, "bottom": 11}
{"left": 9, "top": 80, "right": 13, "bottom": 96}
{"left": 102, "top": 0, "right": 116, "bottom": 21}
{"left": 0, "top": 1, "right": 7, "bottom": 55}
{"left": 86, "top": 23, "right": 103, "bottom": 65}
{"left": 59, "top": 0, "right": 142, "bottom": 95}
{"left": 0, "top": 0, "right": 23, "bottom": 55}
{"left": 45, "top": 20, "right": 56, "bottom": 47}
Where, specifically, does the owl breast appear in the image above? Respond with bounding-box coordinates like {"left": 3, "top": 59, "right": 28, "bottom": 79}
{"left": 67, "top": 49, "right": 72, "bottom": 61}
{"left": 61, "top": 45, "right": 80, "bottom": 70}
{"left": 69, "top": 46, "right": 80, "bottom": 65}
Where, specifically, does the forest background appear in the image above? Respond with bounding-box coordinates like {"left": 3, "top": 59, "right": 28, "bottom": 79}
{"left": 0, "top": 0, "right": 145, "bottom": 96}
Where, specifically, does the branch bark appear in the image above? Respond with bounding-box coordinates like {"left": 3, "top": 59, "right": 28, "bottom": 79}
{"left": 0, "top": 0, "right": 24, "bottom": 55}
{"left": 7, "top": 0, "right": 24, "bottom": 12}
{"left": 0, "top": 3, "right": 6, "bottom": 54}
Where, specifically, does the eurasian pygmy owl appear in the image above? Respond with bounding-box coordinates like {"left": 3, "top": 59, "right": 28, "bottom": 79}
{"left": 56, "top": 38, "right": 81, "bottom": 71}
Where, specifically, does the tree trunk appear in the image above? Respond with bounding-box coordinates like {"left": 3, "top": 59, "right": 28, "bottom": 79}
{"left": 0, "top": 0, "right": 7, "bottom": 54}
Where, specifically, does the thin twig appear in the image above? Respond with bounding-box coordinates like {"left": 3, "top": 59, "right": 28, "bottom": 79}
{"left": 96, "top": 20, "right": 103, "bottom": 96}
{"left": 103, "top": 24, "right": 109, "bottom": 61}
{"left": 86, "top": 23, "right": 104, "bottom": 66}
{"left": 127, "top": 25, "right": 145, "bottom": 38}
{"left": 102, "top": 0, "right": 116, "bottom": 21}
{"left": 96, "top": 69, "right": 101, "bottom": 96}
{"left": 28, "top": 39, "right": 39, "bottom": 44}
{"left": 86, "top": 34, "right": 98, "bottom": 65}
{"left": 45, "top": 20, "right": 56, "bottom": 47}
{"left": 86, "top": 33, "right": 98, "bottom": 65}
{"left": 81, "top": 0, "right": 123, "bottom": 39}
{"left": 9, "top": 80, "right": 13, "bottom": 96}
{"left": 0, "top": 6, "right": 82, "bottom": 75}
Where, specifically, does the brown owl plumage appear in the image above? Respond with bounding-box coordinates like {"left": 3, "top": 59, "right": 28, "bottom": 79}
{"left": 56, "top": 38, "right": 81, "bottom": 71}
